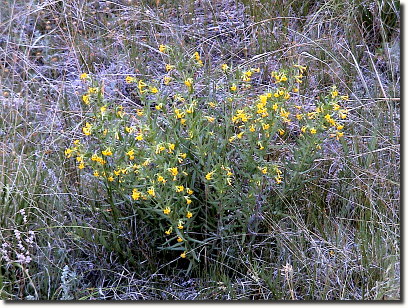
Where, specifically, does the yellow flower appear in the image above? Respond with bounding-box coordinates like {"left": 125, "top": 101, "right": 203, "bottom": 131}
{"left": 82, "top": 122, "right": 92, "bottom": 136}
{"left": 293, "top": 64, "right": 307, "bottom": 73}
{"left": 78, "top": 163, "right": 85, "bottom": 170}
{"left": 138, "top": 80, "right": 147, "bottom": 93}
{"left": 230, "top": 83, "right": 237, "bottom": 92}
{"left": 163, "top": 76, "right": 172, "bottom": 85}
{"left": 126, "top": 149, "right": 135, "bottom": 160}
{"left": 208, "top": 101, "right": 217, "bottom": 108}
{"left": 155, "top": 103, "right": 163, "bottom": 111}
{"left": 132, "top": 188, "right": 141, "bottom": 200}
{"left": 165, "top": 227, "right": 172, "bottom": 235}
{"left": 301, "top": 126, "right": 307, "bottom": 133}
{"left": 116, "top": 106, "right": 125, "bottom": 118}
{"left": 259, "top": 166, "right": 267, "bottom": 174}
{"left": 295, "top": 75, "right": 303, "bottom": 83}
{"left": 205, "top": 171, "right": 215, "bottom": 180}
{"left": 340, "top": 95, "right": 349, "bottom": 101}
{"left": 296, "top": 114, "right": 303, "bottom": 120}
{"left": 272, "top": 103, "right": 278, "bottom": 111}
{"left": 310, "top": 128, "right": 317, "bottom": 134}
{"left": 165, "top": 64, "right": 175, "bottom": 71}
{"left": 184, "top": 78, "right": 193, "bottom": 90}
{"left": 339, "top": 109, "right": 348, "bottom": 119}
{"left": 275, "top": 176, "right": 282, "bottom": 184}
{"left": 191, "top": 51, "right": 200, "bottom": 61}
{"left": 102, "top": 148, "right": 113, "bottom": 156}
{"left": 237, "top": 132, "right": 244, "bottom": 139}
{"left": 167, "top": 143, "right": 175, "bottom": 153}
{"left": 233, "top": 109, "right": 250, "bottom": 123}
{"left": 221, "top": 63, "right": 229, "bottom": 72}
{"left": 186, "top": 211, "right": 193, "bottom": 218}
{"left": 125, "top": 76, "right": 136, "bottom": 83}
{"left": 293, "top": 87, "right": 299, "bottom": 93}
{"left": 143, "top": 157, "right": 152, "bottom": 166}
{"left": 242, "top": 75, "right": 251, "bottom": 82}
{"left": 177, "top": 220, "right": 184, "bottom": 230}
{"left": 80, "top": 73, "right": 88, "bottom": 80}
{"left": 100, "top": 105, "right": 107, "bottom": 115}
{"left": 157, "top": 174, "right": 166, "bottom": 184}
{"left": 178, "top": 153, "right": 187, "bottom": 163}
{"left": 136, "top": 109, "right": 144, "bottom": 116}
{"left": 159, "top": 44, "right": 167, "bottom": 53}
{"left": 205, "top": 116, "right": 215, "bottom": 123}
{"left": 168, "top": 167, "right": 178, "bottom": 177}
{"left": 307, "top": 112, "right": 316, "bottom": 119}
{"left": 116, "top": 110, "right": 124, "bottom": 119}
{"left": 73, "top": 139, "right": 80, "bottom": 145}
{"left": 135, "top": 134, "right": 144, "bottom": 141}
{"left": 186, "top": 188, "right": 194, "bottom": 195}
{"left": 249, "top": 124, "right": 255, "bottom": 132}
{"left": 82, "top": 94, "right": 90, "bottom": 105}
{"left": 278, "top": 129, "right": 285, "bottom": 136}
{"left": 244, "top": 70, "right": 253, "bottom": 78}
{"left": 257, "top": 141, "right": 264, "bottom": 150}
{"left": 262, "top": 123, "right": 270, "bottom": 130}
{"left": 184, "top": 196, "right": 192, "bottom": 204}
{"left": 177, "top": 237, "right": 183, "bottom": 243}
{"left": 259, "top": 94, "right": 268, "bottom": 104}
{"left": 174, "top": 108, "right": 184, "bottom": 119}
{"left": 88, "top": 87, "right": 98, "bottom": 94}
{"left": 337, "top": 125, "right": 344, "bottom": 130}
{"left": 180, "top": 252, "right": 186, "bottom": 258}
{"left": 280, "top": 108, "right": 290, "bottom": 119}
{"left": 93, "top": 170, "right": 99, "bottom": 177}
{"left": 107, "top": 176, "right": 114, "bottom": 182}
{"left": 163, "top": 207, "right": 171, "bottom": 215}
{"left": 150, "top": 87, "right": 159, "bottom": 94}
{"left": 331, "top": 88, "right": 339, "bottom": 98}
{"left": 64, "top": 148, "right": 73, "bottom": 157}
{"left": 164, "top": 227, "right": 173, "bottom": 235}
{"left": 175, "top": 185, "right": 184, "bottom": 192}
{"left": 147, "top": 186, "right": 155, "bottom": 197}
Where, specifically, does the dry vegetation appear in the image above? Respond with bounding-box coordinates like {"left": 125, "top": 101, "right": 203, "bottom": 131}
{"left": 0, "top": 0, "right": 400, "bottom": 300}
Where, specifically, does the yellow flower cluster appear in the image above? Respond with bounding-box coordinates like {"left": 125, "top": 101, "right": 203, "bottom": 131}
{"left": 82, "top": 122, "right": 92, "bottom": 136}
{"left": 193, "top": 51, "right": 203, "bottom": 66}
{"left": 68, "top": 57, "right": 349, "bottom": 262}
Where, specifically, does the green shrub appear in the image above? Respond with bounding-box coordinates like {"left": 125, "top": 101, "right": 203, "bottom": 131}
{"left": 64, "top": 45, "right": 349, "bottom": 269}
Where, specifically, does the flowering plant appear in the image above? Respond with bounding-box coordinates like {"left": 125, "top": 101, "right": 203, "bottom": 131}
{"left": 65, "top": 45, "right": 349, "bottom": 265}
